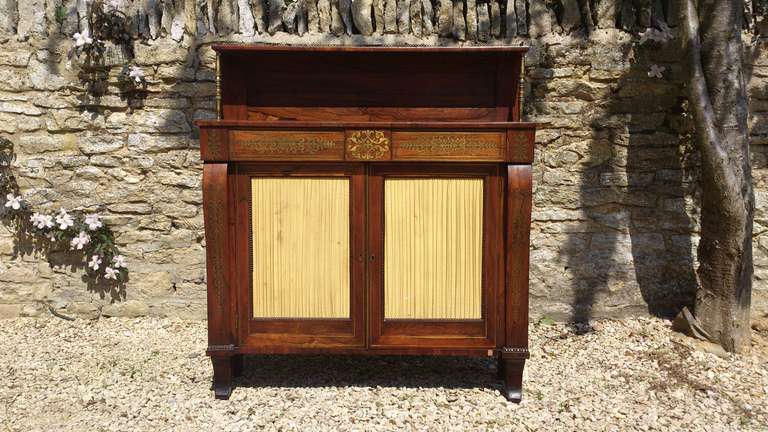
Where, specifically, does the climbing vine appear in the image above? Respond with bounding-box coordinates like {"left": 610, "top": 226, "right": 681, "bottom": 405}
{"left": 0, "top": 137, "right": 127, "bottom": 281}
{"left": 67, "top": 0, "right": 146, "bottom": 97}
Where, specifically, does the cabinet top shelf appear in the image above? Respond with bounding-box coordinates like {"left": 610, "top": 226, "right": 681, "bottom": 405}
{"left": 195, "top": 120, "right": 540, "bottom": 129}
{"left": 212, "top": 44, "right": 530, "bottom": 54}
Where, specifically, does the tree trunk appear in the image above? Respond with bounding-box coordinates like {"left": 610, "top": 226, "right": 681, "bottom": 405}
{"left": 681, "top": 0, "right": 753, "bottom": 353}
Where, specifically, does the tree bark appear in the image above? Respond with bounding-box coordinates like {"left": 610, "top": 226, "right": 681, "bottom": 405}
{"left": 681, "top": 0, "right": 753, "bottom": 353}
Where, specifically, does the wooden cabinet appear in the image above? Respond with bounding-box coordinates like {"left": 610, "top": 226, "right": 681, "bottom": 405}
{"left": 197, "top": 45, "right": 536, "bottom": 402}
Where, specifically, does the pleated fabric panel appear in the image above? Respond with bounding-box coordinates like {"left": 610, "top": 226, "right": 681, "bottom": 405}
{"left": 384, "top": 178, "right": 483, "bottom": 320}
{"left": 251, "top": 178, "right": 350, "bottom": 318}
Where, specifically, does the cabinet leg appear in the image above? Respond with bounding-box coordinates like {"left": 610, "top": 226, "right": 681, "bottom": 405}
{"left": 231, "top": 355, "right": 244, "bottom": 378}
{"left": 496, "top": 355, "right": 506, "bottom": 380}
{"left": 501, "top": 358, "right": 525, "bottom": 403}
{"left": 211, "top": 356, "right": 233, "bottom": 400}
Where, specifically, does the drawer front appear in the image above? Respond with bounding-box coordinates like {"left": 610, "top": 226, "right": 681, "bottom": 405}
{"left": 392, "top": 131, "right": 506, "bottom": 161}
{"left": 230, "top": 130, "right": 345, "bottom": 160}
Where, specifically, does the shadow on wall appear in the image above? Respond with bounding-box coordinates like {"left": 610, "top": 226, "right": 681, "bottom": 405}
{"left": 535, "top": 34, "right": 699, "bottom": 323}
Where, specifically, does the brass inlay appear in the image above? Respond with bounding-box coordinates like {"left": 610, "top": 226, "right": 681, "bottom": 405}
{"left": 251, "top": 178, "right": 350, "bottom": 319}
{"left": 384, "top": 178, "right": 483, "bottom": 320}
{"left": 398, "top": 134, "right": 500, "bottom": 153}
{"left": 241, "top": 135, "right": 337, "bottom": 154}
{"left": 510, "top": 132, "right": 529, "bottom": 160}
{"left": 346, "top": 130, "right": 390, "bottom": 160}
{"left": 205, "top": 181, "right": 227, "bottom": 314}
{"left": 206, "top": 129, "right": 225, "bottom": 159}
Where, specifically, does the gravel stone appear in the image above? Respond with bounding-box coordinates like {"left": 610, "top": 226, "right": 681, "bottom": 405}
{"left": 1, "top": 317, "right": 766, "bottom": 431}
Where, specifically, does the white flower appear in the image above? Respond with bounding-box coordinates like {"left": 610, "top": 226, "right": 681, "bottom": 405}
{"left": 107, "top": 0, "right": 122, "bottom": 9}
{"left": 128, "top": 66, "right": 144, "bottom": 84}
{"left": 73, "top": 30, "right": 93, "bottom": 47}
{"left": 112, "top": 255, "right": 127, "bottom": 269}
{"left": 4, "top": 193, "right": 21, "bottom": 210}
{"left": 84, "top": 214, "right": 103, "bottom": 231}
{"left": 33, "top": 213, "right": 54, "bottom": 229}
{"left": 104, "top": 266, "right": 119, "bottom": 280}
{"left": 648, "top": 64, "right": 665, "bottom": 79}
{"left": 70, "top": 231, "right": 90, "bottom": 250}
{"left": 88, "top": 255, "right": 102, "bottom": 271}
{"left": 56, "top": 209, "right": 74, "bottom": 230}
{"left": 639, "top": 25, "right": 673, "bottom": 45}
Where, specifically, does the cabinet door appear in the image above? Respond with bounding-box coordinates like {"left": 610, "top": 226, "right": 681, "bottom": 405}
{"left": 368, "top": 164, "right": 504, "bottom": 350}
{"left": 234, "top": 163, "right": 366, "bottom": 350}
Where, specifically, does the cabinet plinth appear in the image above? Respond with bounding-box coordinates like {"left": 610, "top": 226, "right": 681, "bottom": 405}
{"left": 197, "top": 44, "right": 536, "bottom": 402}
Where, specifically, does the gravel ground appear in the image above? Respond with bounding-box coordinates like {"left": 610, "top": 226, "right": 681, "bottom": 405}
{"left": 1, "top": 316, "right": 766, "bottom": 432}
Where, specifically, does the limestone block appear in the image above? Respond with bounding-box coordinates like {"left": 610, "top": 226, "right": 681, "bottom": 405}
{"left": 16, "top": 0, "right": 46, "bottom": 38}
{"left": 351, "top": 0, "right": 373, "bottom": 35}
{"left": 397, "top": 0, "right": 409, "bottom": 33}
{"left": 268, "top": 0, "right": 286, "bottom": 33}
{"left": 339, "top": 0, "right": 353, "bottom": 34}
{"left": 251, "top": 0, "right": 267, "bottom": 33}
{"left": 78, "top": 135, "right": 124, "bottom": 155}
{"left": 318, "top": 0, "right": 332, "bottom": 31}
{"left": 465, "top": 0, "right": 476, "bottom": 40}
{"left": 409, "top": 0, "right": 421, "bottom": 36}
{"left": 437, "top": 0, "right": 451, "bottom": 36}
{"left": 384, "top": 0, "right": 397, "bottom": 32}
{"left": 330, "top": 0, "right": 345, "bottom": 35}
{"left": 0, "top": 0, "right": 18, "bottom": 34}
{"left": 373, "top": 0, "right": 385, "bottom": 33}
{"left": 237, "top": 0, "right": 256, "bottom": 35}
{"left": 477, "top": 2, "right": 489, "bottom": 41}
{"left": 421, "top": 0, "right": 433, "bottom": 35}
{"left": 489, "top": 0, "right": 500, "bottom": 37}
{"left": 451, "top": 0, "right": 464, "bottom": 40}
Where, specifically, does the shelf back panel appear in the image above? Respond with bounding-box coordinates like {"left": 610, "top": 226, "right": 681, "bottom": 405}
{"left": 219, "top": 50, "right": 523, "bottom": 122}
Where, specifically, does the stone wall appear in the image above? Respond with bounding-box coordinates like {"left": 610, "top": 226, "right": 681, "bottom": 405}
{"left": 0, "top": 0, "right": 765, "bottom": 322}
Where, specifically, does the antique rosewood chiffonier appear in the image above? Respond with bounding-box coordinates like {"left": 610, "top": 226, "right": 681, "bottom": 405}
{"left": 196, "top": 45, "right": 536, "bottom": 402}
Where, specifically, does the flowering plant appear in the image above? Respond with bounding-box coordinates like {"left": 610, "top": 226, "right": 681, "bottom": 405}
{"left": 0, "top": 137, "right": 126, "bottom": 281}
{"left": 67, "top": 0, "right": 145, "bottom": 97}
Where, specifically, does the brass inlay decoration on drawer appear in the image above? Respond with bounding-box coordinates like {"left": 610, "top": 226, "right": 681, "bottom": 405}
{"left": 346, "top": 130, "right": 390, "bottom": 160}
{"left": 231, "top": 130, "right": 344, "bottom": 159}
{"left": 509, "top": 130, "right": 531, "bottom": 160}
{"left": 392, "top": 131, "right": 505, "bottom": 160}
{"left": 251, "top": 178, "right": 350, "bottom": 319}
{"left": 384, "top": 178, "right": 483, "bottom": 320}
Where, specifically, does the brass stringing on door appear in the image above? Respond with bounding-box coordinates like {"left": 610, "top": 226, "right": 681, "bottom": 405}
{"left": 384, "top": 178, "right": 484, "bottom": 320}
{"left": 251, "top": 177, "right": 351, "bottom": 318}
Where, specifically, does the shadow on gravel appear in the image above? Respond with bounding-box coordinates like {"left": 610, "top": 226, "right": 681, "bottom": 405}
{"left": 234, "top": 355, "right": 502, "bottom": 391}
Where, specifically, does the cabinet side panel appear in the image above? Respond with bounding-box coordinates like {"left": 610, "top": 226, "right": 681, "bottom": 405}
{"left": 505, "top": 165, "right": 532, "bottom": 351}
{"left": 251, "top": 178, "right": 351, "bottom": 318}
{"left": 384, "top": 178, "right": 483, "bottom": 320}
{"left": 203, "top": 163, "right": 234, "bottom": 350}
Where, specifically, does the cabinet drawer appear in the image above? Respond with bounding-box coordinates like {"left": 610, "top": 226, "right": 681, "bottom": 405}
{"left": 230, "top": 130, "right": 345, "bottom": 160}
{"left": 392, "top": 131, "right": 506, "bottom": 161}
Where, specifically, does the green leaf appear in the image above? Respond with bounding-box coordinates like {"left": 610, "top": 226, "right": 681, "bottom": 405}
{"left": 537, "top": 316, "right": 555, "bottom": 327}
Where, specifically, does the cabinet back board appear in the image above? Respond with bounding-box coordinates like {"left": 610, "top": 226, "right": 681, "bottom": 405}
{"left": 216, "top": 45, "right": 524, "bottom": 122}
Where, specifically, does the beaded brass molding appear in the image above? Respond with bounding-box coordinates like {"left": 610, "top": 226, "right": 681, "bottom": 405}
{"left": 346, "top": 130, "right": 390, "bottom": 160}
{"left": 501, "top": 347, "right": 530, "bottom": 359}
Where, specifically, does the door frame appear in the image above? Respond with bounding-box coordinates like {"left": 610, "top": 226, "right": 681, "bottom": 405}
{"left": 233, "top": 163, "right": 367, "bottom": 349}
{"left": 367, "top": 163, "right": 504, "bottom": 349}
